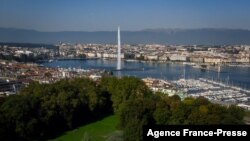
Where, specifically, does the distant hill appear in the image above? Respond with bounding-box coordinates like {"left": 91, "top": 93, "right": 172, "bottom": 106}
{"left": 0, "top": 28, "right": 250, "bottom": 45}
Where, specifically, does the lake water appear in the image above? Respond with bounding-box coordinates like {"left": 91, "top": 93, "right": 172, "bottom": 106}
{"left": 42, "top": 59, "right": 250, "bottom": 89}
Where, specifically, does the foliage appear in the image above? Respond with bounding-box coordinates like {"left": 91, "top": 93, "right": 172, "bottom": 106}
{"left": 100, "top": 76, "right": 151, "bottom": 114}
{"left": 0, "top": 76, "right": 246, "bottom": 141}
{"left": 0, "top": 78, "right": 112, "bottom": 141}
{"left": 118, "top": 92, "right": 245, "bottom": 141}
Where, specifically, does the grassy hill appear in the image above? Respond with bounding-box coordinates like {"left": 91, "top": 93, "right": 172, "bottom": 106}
{"left": 48, "top": 115, "right": 120, "bottom": 141}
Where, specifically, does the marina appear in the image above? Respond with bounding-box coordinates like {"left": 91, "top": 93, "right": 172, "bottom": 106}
{"left": 173, "top": 78, "right": 250, "bottom": 108}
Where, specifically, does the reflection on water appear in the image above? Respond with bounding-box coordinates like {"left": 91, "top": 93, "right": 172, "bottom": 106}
{"left": 42, "top": 59, "right": 250, "bottom": 89}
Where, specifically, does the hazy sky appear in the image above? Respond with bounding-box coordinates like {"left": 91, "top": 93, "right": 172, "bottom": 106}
{"left": 1, "top": 0, "right": 250, "bottom": 31}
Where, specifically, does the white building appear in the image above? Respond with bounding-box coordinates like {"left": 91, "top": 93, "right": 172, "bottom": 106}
{"left": 169, "top": 54, "right": 187, "bottom": 61}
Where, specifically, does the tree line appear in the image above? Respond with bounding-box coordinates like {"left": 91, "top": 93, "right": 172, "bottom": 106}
{"left": 100, "top": 77, "right": 245, "bottom": 141}
{"left": 0, "top": 78, "right": 112, "bottom": 141}
{"left": 0, "top": 76, "right": 246, "bottom": 141}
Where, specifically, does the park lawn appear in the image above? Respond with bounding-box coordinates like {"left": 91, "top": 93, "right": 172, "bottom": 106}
{"left": 48, "top": 115, "right": 119, "bottom": 141}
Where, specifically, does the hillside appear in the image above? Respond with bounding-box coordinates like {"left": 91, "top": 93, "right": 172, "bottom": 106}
{"left": 1, "top": 28, "right": 250, "bottom": 45}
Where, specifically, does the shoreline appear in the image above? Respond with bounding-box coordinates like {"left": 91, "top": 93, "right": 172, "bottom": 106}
{"left": 41, "top": 57, "right": 250, "bottom": 68}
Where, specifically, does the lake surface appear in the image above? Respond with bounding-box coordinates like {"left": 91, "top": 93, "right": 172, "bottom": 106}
{"left": 42, "top": 59, "right": 250, "bottom": 89}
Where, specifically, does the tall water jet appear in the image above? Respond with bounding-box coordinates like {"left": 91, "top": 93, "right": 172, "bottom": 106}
{"left": 117, "top": 26, "right": 121, "bottom": 70}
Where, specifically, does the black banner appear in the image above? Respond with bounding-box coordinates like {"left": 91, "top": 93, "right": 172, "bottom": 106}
{"left": 143, "top": 125, "right": 250, "bottom": 140}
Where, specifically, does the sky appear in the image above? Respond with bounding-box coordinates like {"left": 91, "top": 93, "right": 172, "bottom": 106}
{"left": 0, "top": 0, "right": 250, "bottom": 31}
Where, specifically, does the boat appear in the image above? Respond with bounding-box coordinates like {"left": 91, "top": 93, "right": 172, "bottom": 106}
{"left": 125, "top": 59, "right": 139, "bottom": 62}
{"left": 49, "top": 59, "right": 54, "bottom": 63}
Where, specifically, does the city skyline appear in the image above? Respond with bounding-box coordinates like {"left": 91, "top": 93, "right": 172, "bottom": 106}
{"left": 1, "top": 0, "right": 250, "bottom": 31}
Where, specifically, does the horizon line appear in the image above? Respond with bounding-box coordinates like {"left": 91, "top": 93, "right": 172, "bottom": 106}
{"left": 1, "top": 27, "right": 250, "bottom": 32}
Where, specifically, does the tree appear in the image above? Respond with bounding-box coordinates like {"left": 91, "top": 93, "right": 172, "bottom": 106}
{"left": 153, "top": 100, "right": 171, "bottom": 125}
{"left": 119, "top": 97, "right": 155, "bottom": 141}
{"left": 44, "top": 72, "right": 52, "bottom": 78}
